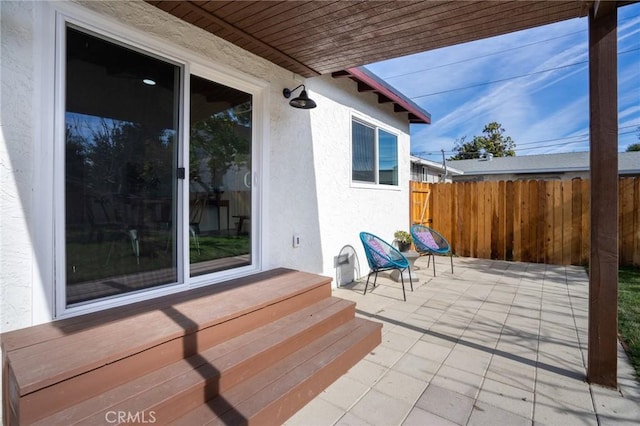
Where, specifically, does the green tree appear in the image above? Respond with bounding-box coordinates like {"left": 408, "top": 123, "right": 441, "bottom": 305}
{"left": 190, "top": 104, "right": 251, "bottom": 189}
{"left": 628, "top": 128, "right": 640, "bottom": 151}
{"left": 449, "top": 122, "right": 516, "bottom": 160}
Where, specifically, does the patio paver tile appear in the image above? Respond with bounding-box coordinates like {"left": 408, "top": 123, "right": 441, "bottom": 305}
{"left": 379, "top": 330, "right": 421, "bottom": 353}
{"left": 321, "top": 258, "right": 638, "bottom": 426}
{"left": 348, "top": 388, "right": 413, "bottom": 426}
{"left": 476, "top": 377, "right": 533, "bottom": 418}
{"left": 485, "top": 359, "right": 536, "bottom": 393}
{"left": 419, "top": 331, "right": 457, "bottom": 349}
{"left": 373, "top": 369, "right": 429, "bottom": 405}
{"left": 392, "top": 352, "right": 439, "bottom": 383}
{"left": 334, "top": 411, "right": 373, "bottom": 426}
{"left": 467, "top": 401, "right": 530, "bottom": 426}
{"left": 364, "top": 344, "right": 405, "bottom": 368}
{"left": 408, "top": 338, "right": 453, "bottom": 363}
{"left": 430, "top": 365, "right": 485, "bottom": 399}
{"left": 533, "top": 394, "right": 597, "bottom": 426}
{"left": 320, "top": 375, "right": 371, "bottom": 411}
{"left": 535, "top": 371, "right": 594, "bottom": 411}
{"left": 415, "top": 384, "right": 475, "bottom": 425}
{"left": 285, "top": 396, "right": 345, "bottom": 426}
{"left": 590, "top": 383, "right": 640, "bottom": 426}
{"left": 442, "top": 344, "right": 492, "bottom": 375}
{"left": 344, "top": 359, "right": 388, "bottom": 388}
{"left": 402, "top": 407, "right": 459, "bottom": 426}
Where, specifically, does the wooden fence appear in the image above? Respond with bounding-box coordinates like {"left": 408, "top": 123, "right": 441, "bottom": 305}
{"left": 410, "top": 178, "right": 640, "bottom": 267}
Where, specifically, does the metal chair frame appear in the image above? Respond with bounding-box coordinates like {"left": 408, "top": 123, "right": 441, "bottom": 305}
{"left": 410, "top": 224, "right": 454, "bottom": 276}
{"left": 359, "top": 232, "right": 413, "bottom": 301}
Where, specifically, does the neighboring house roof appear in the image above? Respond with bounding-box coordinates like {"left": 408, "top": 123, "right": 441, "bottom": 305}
{"left": 332, "top": 67, "right": 431, "bottom": 124}
{"left": 447, "top": 151, "right": 640, "bottom": 176}
{"left": 411, "top": 155, "right": 463, "bottom": 175}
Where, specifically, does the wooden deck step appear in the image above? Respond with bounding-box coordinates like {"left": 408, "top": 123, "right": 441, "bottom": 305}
{"left": 34, "top": 297, "right": 356, "bottom": 425}
{"left": 2, "top": 269, "right": 382, "bottom": 425}
{"left": 172, "top": 318, "right": 381, "bottom": 426}
{"left": 2, "top": 269, "right": 332, "bottom": 424}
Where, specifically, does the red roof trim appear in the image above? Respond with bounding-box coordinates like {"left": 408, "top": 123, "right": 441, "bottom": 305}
{"left": 345, "top": 67, "right": 431, "bottom": 125}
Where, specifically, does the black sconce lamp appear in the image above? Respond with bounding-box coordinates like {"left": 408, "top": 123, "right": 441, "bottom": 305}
{"left": 282, "top": 84, "right": 317, "bottom": 109}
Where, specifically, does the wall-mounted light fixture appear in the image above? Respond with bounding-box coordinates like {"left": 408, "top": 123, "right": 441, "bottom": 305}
{"left": 282, "top": 84, "right": 317, "bottom": 109}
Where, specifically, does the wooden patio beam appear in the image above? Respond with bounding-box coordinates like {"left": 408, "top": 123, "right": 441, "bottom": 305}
{"left": 587, "top": 3, "right": 618, "bottom": 388}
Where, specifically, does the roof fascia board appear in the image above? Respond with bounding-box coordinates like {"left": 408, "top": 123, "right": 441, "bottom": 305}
{"left": 346, "top": 67, "right": 431, "bottom": 124}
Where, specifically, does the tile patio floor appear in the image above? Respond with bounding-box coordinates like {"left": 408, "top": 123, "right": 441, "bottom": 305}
{"left": 286, "top": 257, "right": 640, "bottom": 426}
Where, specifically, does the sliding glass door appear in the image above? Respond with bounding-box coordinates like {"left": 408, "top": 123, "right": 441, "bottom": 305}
{"left": 189, "top": 75, "right": 252, "bottom": 277}
{"left": 62, "top": 24, "right": 257, "bottom": 309}
{"left": 65, "top": 27, "right": 180, "bottom": 305}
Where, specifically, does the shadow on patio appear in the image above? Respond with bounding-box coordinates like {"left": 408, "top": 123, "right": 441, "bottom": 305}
{"left": 287, "top": 257, "right": 640, "bottom": 426}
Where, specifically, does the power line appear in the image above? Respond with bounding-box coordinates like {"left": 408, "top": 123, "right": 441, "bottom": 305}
{"left": 409, "top": 47, "right": 639, "bottom": 100}
{"left": 381, "top": 29, "right": 586, "bottom": 80}
{"left": 412, "top": 127, "right": 640, "bottom": 157}
{"left": 378, "top": 14, "right": 639, "bottom": 81}
{"left": 516, "top": 124, "right": 638, "bottom": 147}
{"left": 410, "top": 61, "right": 587, "bottom": 99}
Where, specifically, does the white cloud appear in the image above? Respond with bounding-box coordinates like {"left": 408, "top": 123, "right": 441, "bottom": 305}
{"left": 367, "top": 4, "right": 640, "bottom": 157}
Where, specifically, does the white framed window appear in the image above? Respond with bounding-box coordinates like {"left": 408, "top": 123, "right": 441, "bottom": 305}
{"left": 351, "top": 118, "right": 399, "bottom": 186}
{"left": 49, "top": 6, "right": 265, "bottom": 317}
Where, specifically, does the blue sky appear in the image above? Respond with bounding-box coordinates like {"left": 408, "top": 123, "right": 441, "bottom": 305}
{"left": 365, "top": 3, "right": 640, "bottom": 162}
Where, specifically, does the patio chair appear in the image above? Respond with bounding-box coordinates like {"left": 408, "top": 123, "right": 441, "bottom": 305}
{"left": 410, "top": 224, "right": 453, "bottom": 276}
{"left": 359, "top": 232, "right": 413, "bottom": 301}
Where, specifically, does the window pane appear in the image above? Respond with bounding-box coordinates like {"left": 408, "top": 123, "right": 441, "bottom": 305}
{"left": 378, "top": 129, "right": 398, "bottom": 185}
{"left": 352, "top": 121, "right": 375, "bottom": 182}
{"left": 189, "top": 75, "right": 252, "bottom": 277}
{"left": 65, "top": 27, "right": 179, "bottom": 305}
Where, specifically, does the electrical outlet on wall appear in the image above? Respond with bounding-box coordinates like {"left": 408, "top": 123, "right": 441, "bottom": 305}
{"left": 293, "top": 234, "right": 301, "bottom": 248}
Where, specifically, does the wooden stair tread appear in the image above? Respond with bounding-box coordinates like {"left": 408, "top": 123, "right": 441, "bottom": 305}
{"left": 3, "top": 270, "right": 382, "bottom": 426}
{"left": 172, "top": 318, "right": 382, "bottom": 426}
{"left": 3, "top": 269, "right": 331, "bottom": 396}
{"left": 34, "top": 297, "right": 356, "bottom": 425}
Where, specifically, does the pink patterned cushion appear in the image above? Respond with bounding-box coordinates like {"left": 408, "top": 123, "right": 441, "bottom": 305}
{"left": 416, "top": 231, "right": 438, "bottom": 250}
{"left": 367, "top": 239, "right": 389, "bottom": 266}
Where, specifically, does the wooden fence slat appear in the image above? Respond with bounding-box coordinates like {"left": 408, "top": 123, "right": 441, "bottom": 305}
{"left": 513, "top": 181, "right": 522, "bottom": 261}
{"left": 555, "top": 180, "right": 573, "bottom": 265}
{"left": 463, "top": 182, "right": 471, "bottom": 257}
{"left": 483, "top": 182, "right": 492, "bottom": 259}
{"left": 582, "top": 178, "right": 590, "bottom": 265}
{"left": 471, "top": 182, "right": 478, "bottom": 258}
{"left": 537, "top": 180, "right": 547, "bottom": 263}
{"left": 544, "top": 181, "right": 554, "bottom": 264}
{"left": 411, "top": 177, "right": 639, "bottom": 267}
{"left": 555, "top": 180, "right": 564, "bottom": 264}
{"left": 621, "top": 178, "right": 634, "bottom": 265}
{"left": 631, "top": 178, "right": 640, "bottom": 266}
{"left": 491, "top": 181, "right": 500, "bottom": 259}
{"left": 505, "top": 181, "right": 514, "bottom": 261}
{"left": 497, "top": 181, "right": 506, "bottom": 260}
{"left": 571, "top": 178, "right": 583, "bottom": 265}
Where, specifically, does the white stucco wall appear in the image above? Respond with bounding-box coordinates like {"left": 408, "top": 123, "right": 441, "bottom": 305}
{"left": 1, "top": 1, "right": 38, "bottom": 333}
{"left": 0, "top": 0, "right": 412, "bottom": 334}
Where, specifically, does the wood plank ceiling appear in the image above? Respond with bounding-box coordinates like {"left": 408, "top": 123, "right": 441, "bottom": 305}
{"left": 147, "top": 1, "right": 594, "bottom": 78}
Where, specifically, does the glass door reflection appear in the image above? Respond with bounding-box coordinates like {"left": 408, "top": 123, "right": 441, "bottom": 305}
{"left": 189, "top": 75, "right": 252, "bottom": 277}
{"left": 64, "top": 27, "right": 179, "bottom": 305}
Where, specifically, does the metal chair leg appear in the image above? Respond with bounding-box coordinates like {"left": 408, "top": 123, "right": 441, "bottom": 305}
{"left": 408, "top": 265, "right": 413, "bottom": 292}
{"left": 432, "top": 254, "right": 436, "bottom": 276}
{"left": 364, "top": 272, "right": 372, "bottom": 295}
{"left": 399, "top": 269, "right": 406, "bottom": 301}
